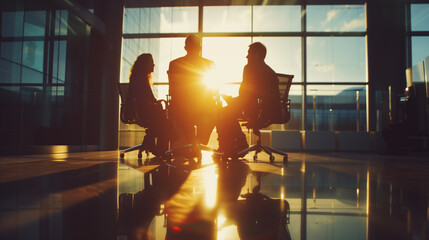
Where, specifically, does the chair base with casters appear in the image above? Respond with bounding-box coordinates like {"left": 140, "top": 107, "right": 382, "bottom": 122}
{"left": 119, "top": 129, "right": 166, "bottom": 159}
{"left": 236, "top": 129, "right": 288, "bottom": 165}
{"left": 119, "top": 129, "right": 150, "bottom": 159}
{"left": 120, "top": 144, "right": 147, "bottom": 159}
{"left": 234, "top": 73, "right": 294, "bottom": 165}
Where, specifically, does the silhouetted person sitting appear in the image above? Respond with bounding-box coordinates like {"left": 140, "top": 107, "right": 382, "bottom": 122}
{"left": 126, "top": 53, "right": 170, "bottom": 156}
{"left": 168, "top": 35, "right": 218, "bottom": 148}
{"left": 217, "top": 42, "right": 280, "bottom": 156}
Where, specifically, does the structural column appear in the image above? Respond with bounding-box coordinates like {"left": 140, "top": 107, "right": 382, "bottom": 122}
{"left": 94, "top": 0, "right": 124, "bottom": 150}
{"left": 366, "top": 0, "right": 407, "bottom": 131}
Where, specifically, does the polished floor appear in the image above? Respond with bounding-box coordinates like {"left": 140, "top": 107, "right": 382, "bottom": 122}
{"left": 0, "top": 149, "right": 428, "bottom": 240}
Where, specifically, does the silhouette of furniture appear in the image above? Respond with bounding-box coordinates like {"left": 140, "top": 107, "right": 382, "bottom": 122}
{"left": 236, "top": 73, "right": 294, "bottom": 164}
{"left": 117, "top": 83, "right": 166, "bottom": 159}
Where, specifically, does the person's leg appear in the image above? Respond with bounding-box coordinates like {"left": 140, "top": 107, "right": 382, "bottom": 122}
{"left": 216, "top": 103, "right": 248, "bottom": 156}
{"left": 146, "top": 105, "right": 171, "bottom": 156}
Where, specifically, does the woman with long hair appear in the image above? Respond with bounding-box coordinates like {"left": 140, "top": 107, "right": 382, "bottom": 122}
{"left": 126, "top": 53, "right": 169, "bottom": 156}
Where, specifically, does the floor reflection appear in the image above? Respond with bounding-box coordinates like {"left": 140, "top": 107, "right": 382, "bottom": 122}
{"left": 0, "top": 151, "right": 428, "bottom": 240}
{"left": 118, "top": 153, "right": 292, "bottom": 240}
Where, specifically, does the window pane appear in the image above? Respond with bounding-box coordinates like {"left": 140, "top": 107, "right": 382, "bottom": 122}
{"left": 22, "top": 41, "right": 44, "bottom": 72}
{"left": 411, "top": 36, "right": 429, "bottom": 66}
{"left": 123, "top": 7, "right": 198, "bottom": 34}
{"left": 152, "top": 84, "right": 169, "bottom": 101}
{"left": 1, "top": 41, "right": 22, "bottom": 64}
{"left": 123, "top": 8, "right": 140, "bottom": 34}
{"left": 307, "top": 5, "right": 365, "bottom": 32}
{"left": 160, "top": 7, "right": 198, "bottom": 33}
{"left": 202, "top": 37, "right": 251, "bottom": 96}
{"left": 203, "top": 6, "right": 251, "bottom": 33}
{"left": 307, "top": 37, "right": 366, "bottom": 83}
{"left": 1, "top": 11, "right": 24, "bottom": 37}
{"left": 253, "top": 5, "right": 301, "bottom": 32}
{"left": 411, "top": 4, "right": 429, "bottom": 31}
{"left": 24, "top": 11, "right": 46, "bottom": 37}
{"left": 55, "top": 10, "right": 68, "bottom": 36}
{"left": 411, "top": 61, "right": 425, "bottom": 84}
{"left": 0, "top": 59, "right": 21, "bottom": 84}
{"left": 253, "top": 37, "right": 302, "bottom": 82}
{"left": 306, "top": 85, "right": 366, "bottom": 131}
{"left": 121, "top": 38, "right": 186, "bottom": 85}
{"left": 21, "top": 67, "right": 43, "bottom": 84}
{"left": 53, "top": 41, "right": 67, "bottom": 81}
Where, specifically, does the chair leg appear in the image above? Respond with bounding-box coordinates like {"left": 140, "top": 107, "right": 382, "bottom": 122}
{"left": 260, "top": 144, "right": 288, "bottom": 165}
{"left": 199, "top": 144, "right": 224, "bottom": 159}
{"left": 235, "top": 143, "right": 263, "bottom": 161}
{"left": 265, "top": 145, "right": 288, "bottom": 157}
{"left": 120, "top": 144, "right": 144, "bottom": 158}
{"left": 120, "top": 133, "right": 153, "bottom": 159}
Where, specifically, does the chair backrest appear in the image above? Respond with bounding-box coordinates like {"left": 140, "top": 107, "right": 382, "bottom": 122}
{"left": 277, "top": 73, "right": 294, "bottom": 102}
{"left": 246, "top": 73, "right": 294, "bottom": 129}
{"left": 117, "top": 82, "right": 139, "bottom": 125}
{"left": 273, "top": 73, "right": 294, "bottom": 124}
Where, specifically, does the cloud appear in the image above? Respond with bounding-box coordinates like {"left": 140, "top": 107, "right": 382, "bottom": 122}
{"left": 341, "top": 18, "right": 365, "bottom": 31}
{"left": 325, "top": 9, "right": 340, "bottom": 23}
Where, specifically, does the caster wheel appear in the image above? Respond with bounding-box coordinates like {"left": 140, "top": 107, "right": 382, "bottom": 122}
{"left": 253, "top": 155, "right": 258, "bottom": 162}
{"left": 120, "top": 153, "right": 124, "bottom": 158}
{"left": 269, "top": 155, "right": 275, "bottom": 163}
{"left": 283, "top": 156, "right": 288, "bottom": 165}
{"left": 138, "top": 152, "right": 143, "bottom": 159}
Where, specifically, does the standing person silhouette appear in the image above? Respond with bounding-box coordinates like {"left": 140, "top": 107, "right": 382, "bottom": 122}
{"left": 217, "top": 42, "right": 280, "bottom": 157}
{"left": 126, "top": 53, "right": 169, "bottom": 156}
{"left": 168, "top": 35, "right": 217, "bottom": 148}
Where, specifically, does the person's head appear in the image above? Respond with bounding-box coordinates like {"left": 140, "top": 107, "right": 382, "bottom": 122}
{"left": 184, "top": 34, "right": 202, "bottom": 56}
{"left": 246, "top": 42, "right": 267, "bottom": 63}
{"left": 130, "top": 53, "right": 154, "bottom": 83}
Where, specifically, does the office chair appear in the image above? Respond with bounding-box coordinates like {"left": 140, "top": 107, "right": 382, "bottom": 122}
{"left": 236, "top": 73, "right": 294, "bottom": 164}
{"left": 165, "top": 70, "right": 223, "bottom": 163}
{"left": 163, "top": 95, "right": 224, "bottom": 163}
{"left": 117, "top": 83, "right": 166, "bottom": 159}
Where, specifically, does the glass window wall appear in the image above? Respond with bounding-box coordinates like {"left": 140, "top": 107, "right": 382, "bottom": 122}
{"left": 306, "top": 85, "right": 366, "bottom": 131}
{"left": 121, "top": 3, "right": 367, "bottom": 137}
{"left": 307, "top": 37, "right": 366, "bottom": 83}
{"left": 203, "top": 6, "right": 251, "bottom": 33}
{"left": 253, "top": 36, "right": 302, "bottom": 83}
{"left": 0, "top": 8, "right": 93, "bottom": 145}
{"left": 1, "top": 11, "right": 24, "bottom": 37}
{"left": 253, "top": 5, "right": 301, "bottom": 32}
{"left": 409, "top": 4, "right": 429, "bottom": 67}
{"left": 123, "top": 7, "right": 198, "bottom": 34}
{"left": 23, "top": 11, "right": 46, "bottom": 37}
{"left": 202, "top": 37, "right": 251, "bottom": 90}
{"left": 307, "top": 5, "right": 366, "bottom": 32}
{"left": 410, "top": 4, "right": 429, "bottom": 31}
{"left": 411, "top": 36, "right": 429, "bottom": 66}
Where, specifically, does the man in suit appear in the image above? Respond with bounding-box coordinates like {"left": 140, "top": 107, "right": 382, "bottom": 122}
{"left": 168, "top": 35, "right": 217, "bottom": 146}
{"left": 217, "top": 42, "right": 280, "bottom": 157}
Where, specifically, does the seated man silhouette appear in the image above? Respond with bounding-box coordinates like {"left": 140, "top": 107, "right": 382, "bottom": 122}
{"left": 126, "top": 53, "right": 170, "bottom": 156}
{"left": 217, "top": 42, "right": 281, "bottom": 156}
{"left": 168, "top": 35, "right": 218, "bottom": 151}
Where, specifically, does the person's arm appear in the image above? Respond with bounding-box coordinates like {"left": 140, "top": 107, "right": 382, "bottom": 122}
{"left": 167, "top": 61, "right": 176, "bottom": 99}
{"left": 239, "top": 65, "right": 252, "bottom": 103}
